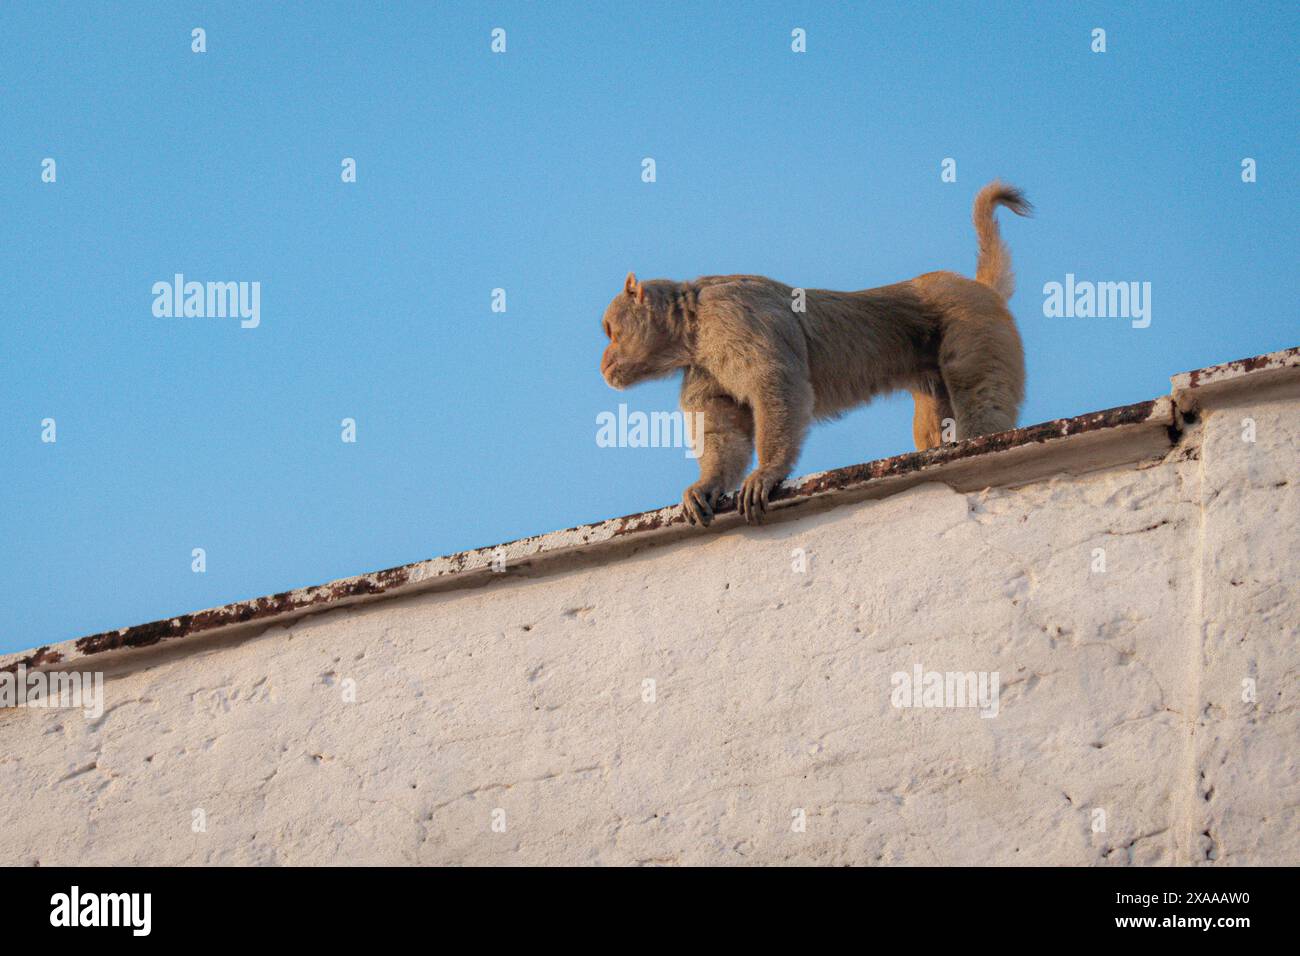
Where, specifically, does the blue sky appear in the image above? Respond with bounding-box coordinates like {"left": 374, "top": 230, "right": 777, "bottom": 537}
{"left": 1, "top": 1, "right": 1295, "bottom": 655}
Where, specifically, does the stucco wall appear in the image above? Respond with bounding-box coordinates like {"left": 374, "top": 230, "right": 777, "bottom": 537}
{"left": 1, "top": 359, "right": 1295, "bottom": 866}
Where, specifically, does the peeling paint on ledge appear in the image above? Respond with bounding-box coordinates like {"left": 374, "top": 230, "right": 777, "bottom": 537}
{"left": 2, "top": 347, "right": 1294, "bottom": 676}
{"left": 1171, "top": 346, "right": 1299, "bottom": 409}
{"left": 69, "top": 566, "right": 415, "bottom": 659}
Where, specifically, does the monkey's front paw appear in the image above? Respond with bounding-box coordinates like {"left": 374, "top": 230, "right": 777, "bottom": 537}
{"left": 738, "top": 469, "right": 783, "bottom": 525}
{"left": 682, "top": 480, "right": 726, "bottom": 528}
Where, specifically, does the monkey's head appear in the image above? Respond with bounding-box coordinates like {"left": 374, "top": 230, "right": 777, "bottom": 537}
{"left": 600, "top": 272, "right": 691, "bottom": 390}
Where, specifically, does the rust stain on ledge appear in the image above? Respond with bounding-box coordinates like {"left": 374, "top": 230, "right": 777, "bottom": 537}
{"left": 5, "top": 646, "right": 65, "bottom": 671}
{"left": 2, "top": 346, "right": 1291, "bottom": 676}
{"left": 60, "top": 568, "right": 416, "bottom": 661}
{"left": 1173, "top": 346, "right": 1299, "bottom": 391}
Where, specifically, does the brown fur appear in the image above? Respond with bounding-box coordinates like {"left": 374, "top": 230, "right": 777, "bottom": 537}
{"left": 600, "top": 181, "right": 1031, "bottom": 526}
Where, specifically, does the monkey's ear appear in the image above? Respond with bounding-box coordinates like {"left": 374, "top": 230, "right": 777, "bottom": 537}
{"left": 624, "top": 272, "right": 638, "bottom": 296}
{"left": 635, "top": 283, "right": 646, "bottom": 304}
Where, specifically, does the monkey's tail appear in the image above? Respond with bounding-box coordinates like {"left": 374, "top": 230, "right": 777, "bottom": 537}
{"left": 973, "top": 181, "right": 1032, "bottom": 301}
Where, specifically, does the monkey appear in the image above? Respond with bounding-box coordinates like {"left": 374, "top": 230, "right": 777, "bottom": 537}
{"left": 599, "top": 180, "right": 1031, "bottom": 527}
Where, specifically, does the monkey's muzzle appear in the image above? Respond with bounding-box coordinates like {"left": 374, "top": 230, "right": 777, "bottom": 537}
{"left": 600, "top": 355, "right": 625, "bottom": 390}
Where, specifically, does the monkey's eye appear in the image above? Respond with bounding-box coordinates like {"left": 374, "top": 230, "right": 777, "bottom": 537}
{"left": 603, "top": 320, "right": 612, "bottom": 339}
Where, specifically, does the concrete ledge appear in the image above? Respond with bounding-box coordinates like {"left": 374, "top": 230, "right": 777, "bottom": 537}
{"left": 1171, "top": 346, "right": 1299, "bottom": 412}
{"left": 0, "top": 348, "right": 1292, "bottom": 682}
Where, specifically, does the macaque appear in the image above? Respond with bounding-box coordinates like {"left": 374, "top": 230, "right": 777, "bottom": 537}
{"left": 599, "top": 181, "right": 1030, "bottom": 526}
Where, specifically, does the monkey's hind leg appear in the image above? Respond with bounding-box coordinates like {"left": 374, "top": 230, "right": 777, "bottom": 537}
{"left": 910, "top": 378, "right": 955, "bottom": 450}
{"left": 938, "top": 319, "right": 1025, "bottom": 440}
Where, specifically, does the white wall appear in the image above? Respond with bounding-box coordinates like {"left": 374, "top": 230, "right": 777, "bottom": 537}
{"left": 1, "top": 369, "right": 1295, "bottom": 866}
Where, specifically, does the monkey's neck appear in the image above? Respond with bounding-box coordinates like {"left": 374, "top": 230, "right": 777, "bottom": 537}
{"left": 670, "top": 282, "right": 700, "bottom": 352}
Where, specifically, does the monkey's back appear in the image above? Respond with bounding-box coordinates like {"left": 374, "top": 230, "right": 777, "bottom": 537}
{"left": 799, "top": 281, "right": 945, "bottom": 417}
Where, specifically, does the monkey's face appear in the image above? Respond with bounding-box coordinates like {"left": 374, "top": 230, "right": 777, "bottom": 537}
{"left": 600, "top": 273, "right": 685, "bottom": 389}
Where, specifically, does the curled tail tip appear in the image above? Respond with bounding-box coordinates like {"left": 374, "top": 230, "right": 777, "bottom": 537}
{"left": 973, "top": 180, "right": 1029, "bottom": 302}
{"left": 978, "top": 180, "right": 1033, "bottom": 217}
{"left": 1005, "top": 189, "right": 1034, "bottom": 218}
